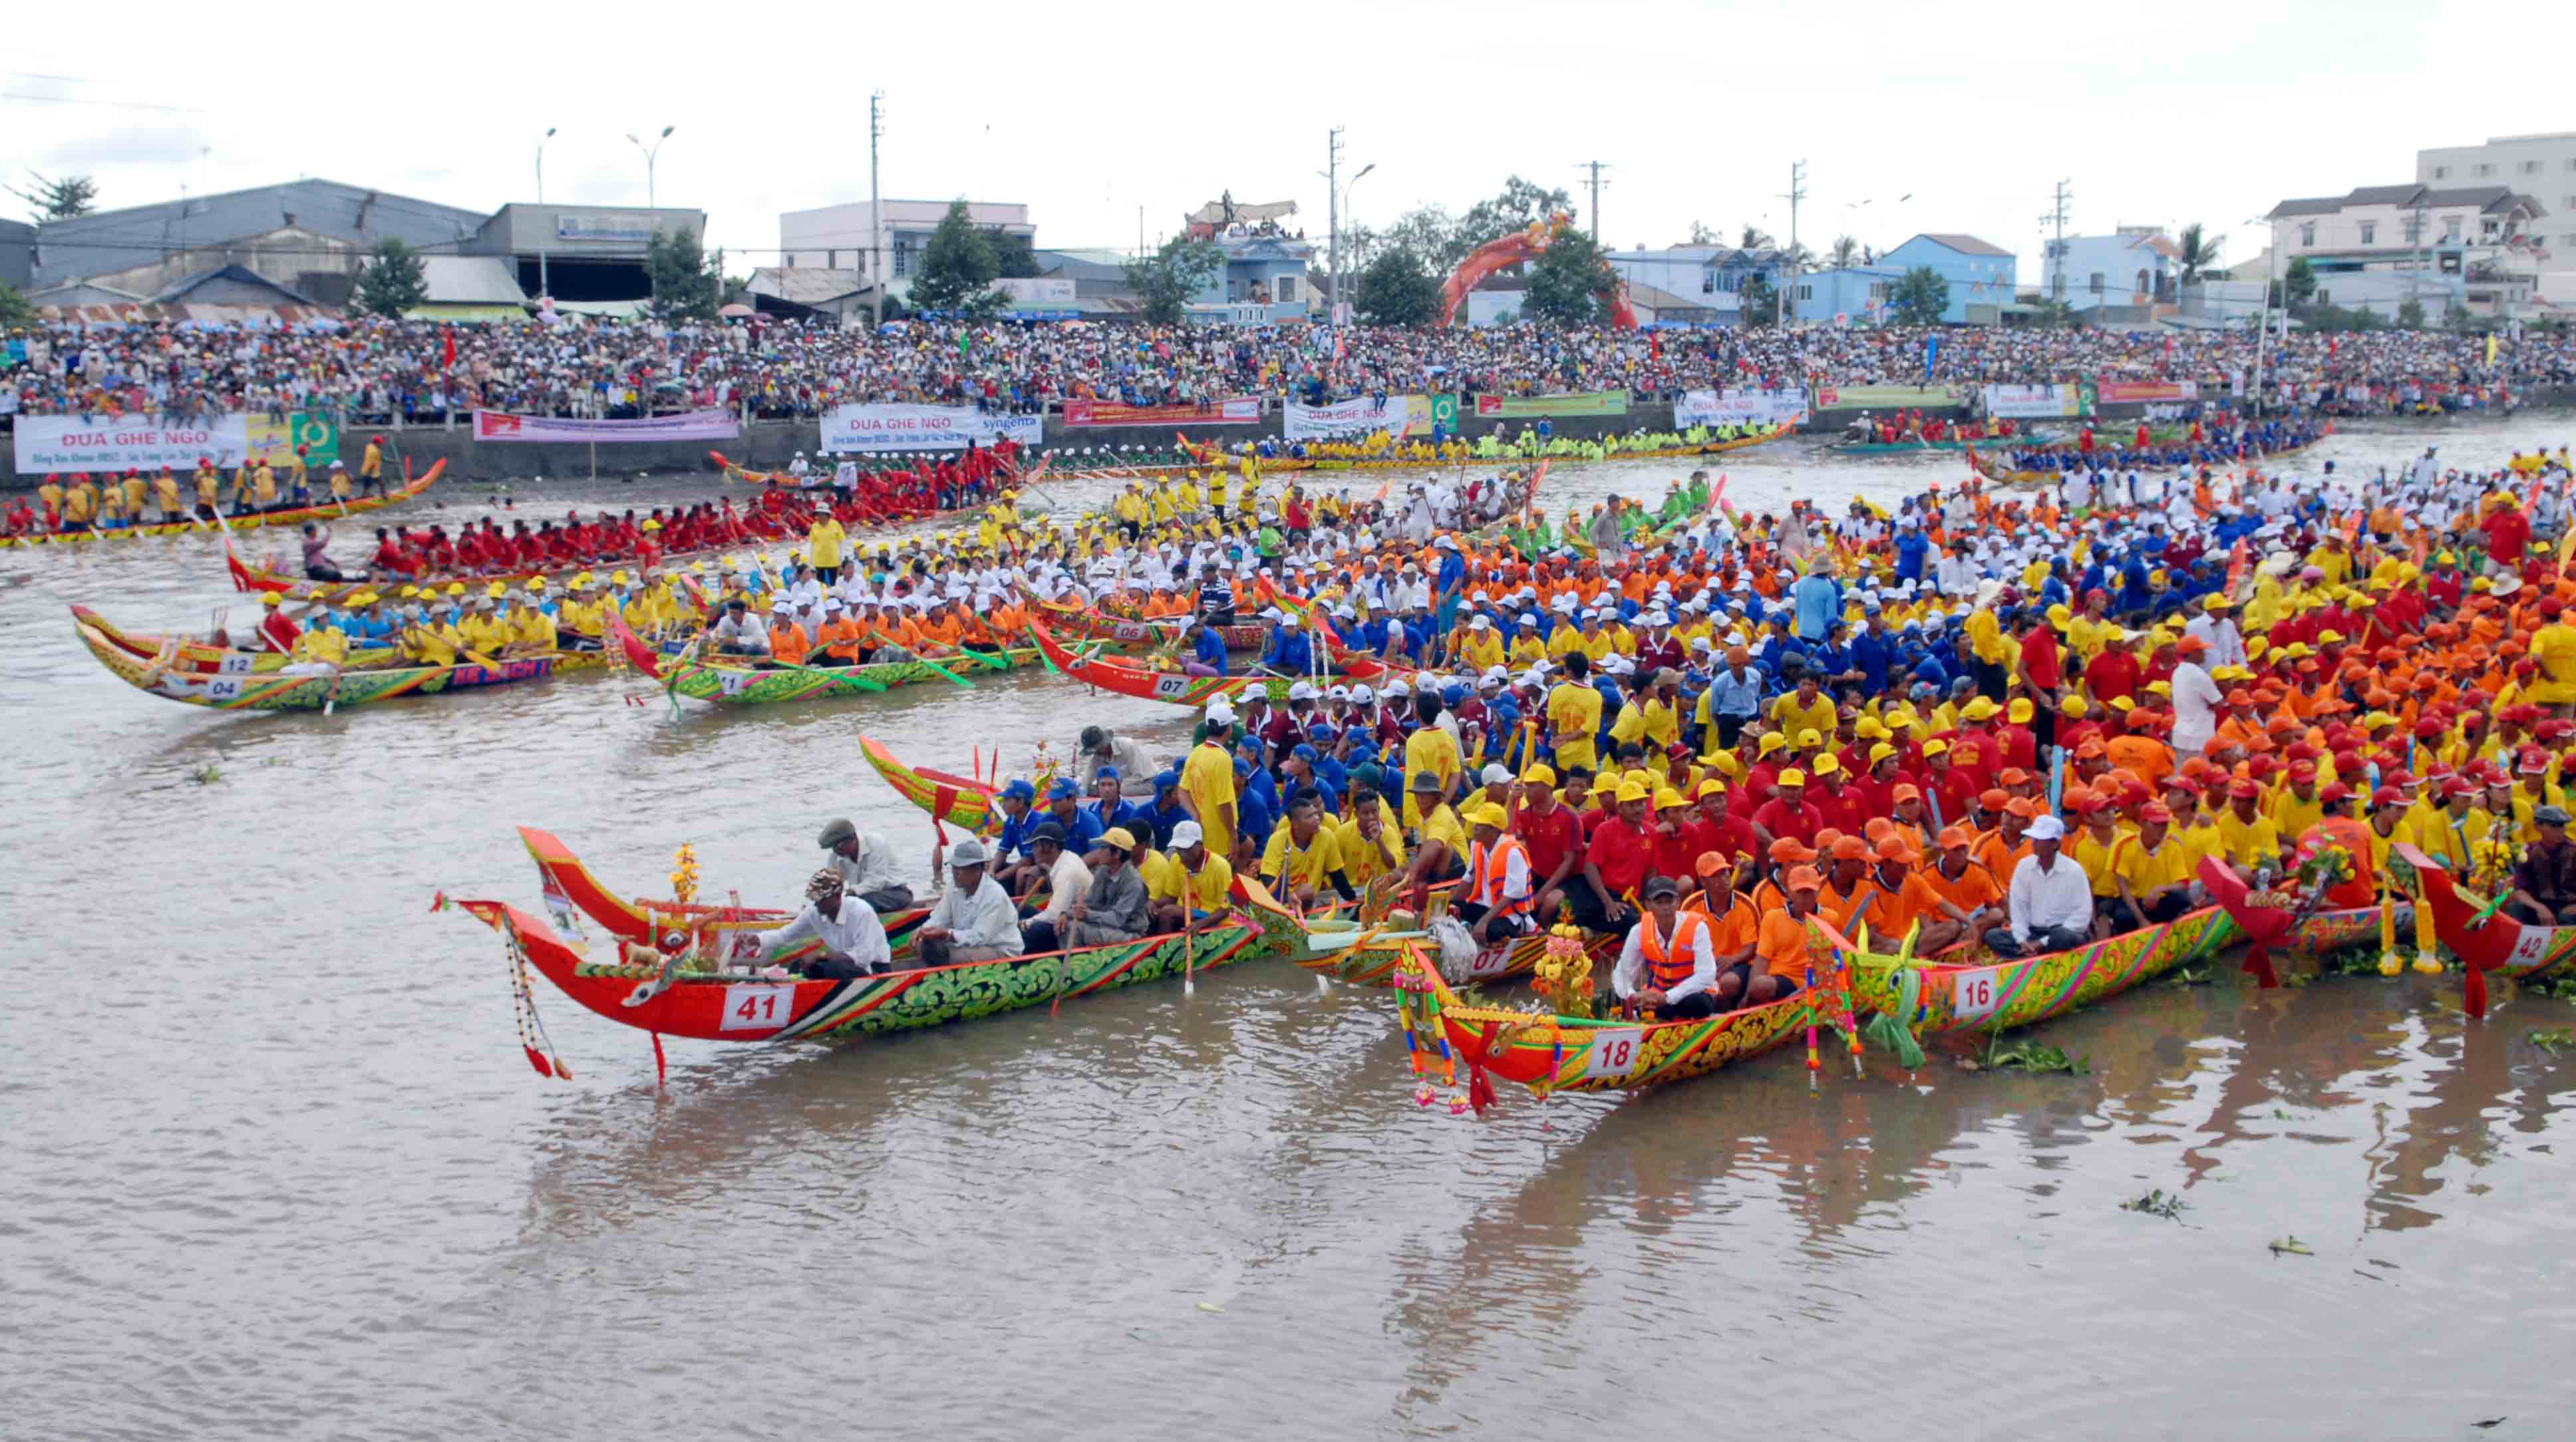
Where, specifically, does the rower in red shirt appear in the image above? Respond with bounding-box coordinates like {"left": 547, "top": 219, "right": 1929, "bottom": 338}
{"left": 1572, "top": 780, "right": 1656, "bottom": 934}
{"left": 1510, "top": 766, "right": 1584, "bottom": 915}
{"left": 1750, "top": 769, "right": 1825, "bottom": 849}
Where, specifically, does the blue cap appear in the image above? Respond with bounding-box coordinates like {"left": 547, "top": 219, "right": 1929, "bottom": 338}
{"left": 1232, "top": 757, "right": 1251, "bottom": 776}
{"left": 1152, "top": 769, "right": 1180, "bottom": 792}
{"left": 1095, "top": 766, "right": 1120, "bottom": 782}
{"left": 1292, "top": 743, "right": 1319, "bottom": 762}
{"left": 1001, "top": 779, "right": 1037, "bottom": 801}
{"left": 1307, "top": 723, "right": 1336, "bottom": 741}
{"left": 1046, "top": 776, "right": 1079, "bottom": 801}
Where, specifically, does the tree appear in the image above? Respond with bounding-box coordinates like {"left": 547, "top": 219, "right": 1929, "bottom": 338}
{"left": 987, "top": 227, "right": 1041, "bottom": 280}
{"left": 2396, "top": 296, "right": 2428, "bottom": 329}
{"left": 1453, "top": 177, "right": 1573, "bottom": 266}
{"left": 0, "top": 281, "right": 36, "bottom": 329}
{"left": 1522, "top": 227, "right": 1619, "bottom": 327}
{"left": 1122, "top": 237, "right": 1223, "bottom": 325}
{"left": 1828, "top": 235, "right": 1861, "bottom": 269}
{"left": 8, "top": 171, "right": 96, "bottom": 223}
{"left": 1687, "top": 219, "right": 1719, "bottom": 246}
{"left": 351, "top": 237, "right": 428, "bottom": 318}
{"left": 1737, "top": 272, "right": 1778, "bottom": 329}
{"left": 2026, "top": 297, "right": 2082, "bottom": 329}
{"left": 2283, "top": 256, "right": 2318, "bottom": 305}
{"left": 1378, "top": 205, "right": 1462, "bottom": 273}
{"left": 1889, "top": 266, "right": 1950, "bottom": 326}
{"left": 1354, "top": 247, "right": 1440, "bottom": 327}
{"left": 643, "top": 227, "right": 724, "bottom": 322}
{"left": 1738, "top": 223, "right": 1774, "bottom": 251}
{"left": 2175, "top": 222, "right": 2224, "bottom": 285}
{"left": 913, "top": 200, "right": 1001, "bottom": 313}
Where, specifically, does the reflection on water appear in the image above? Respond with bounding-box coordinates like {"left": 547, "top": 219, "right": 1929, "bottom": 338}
{"left": 8, "top": 414, "right": 2576, "bottom": 1438}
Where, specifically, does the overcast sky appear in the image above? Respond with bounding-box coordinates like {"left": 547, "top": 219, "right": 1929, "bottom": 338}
{"left": 9, "top": 0, "right": 2572, "bottom": 289}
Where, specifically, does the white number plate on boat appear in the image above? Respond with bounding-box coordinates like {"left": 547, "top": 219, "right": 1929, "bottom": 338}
{"left": 1581, "top": 1028, "right": 1644, "bottom": 1079}
{"left": 217, "top": 654, "right": 255, "bottom": 674}
{"left": 1152, "top": 674, "right": 1191, "bottom": 698}
{"left": 719, "top": 984, "right": 796, "bottom": 1031}
{"left": 1466, "top": 944, "right": 1516, "bottom": 978}
{"left": 2509, "top": 925, "right": 2553, "bottom": 969}
{"left": 1951, "top": 968, "right": 2003, "bottom": 1022}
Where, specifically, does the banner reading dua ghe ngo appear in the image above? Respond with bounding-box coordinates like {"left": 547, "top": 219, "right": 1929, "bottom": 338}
{"left": 474, "top": 409, "right": 742, "bottom": 443}
{"left": 1472, "top": 389, "right": 1629, "bottom": 419}
{"left": 1675, "top": 388, "right": 1811, "bottom": 430}
{"left": 1281, "top": 394, "right": 1452, "bottom": 442}
{"left": 819, "top": 404, "right": 1043, "bottom": 454}
{"left": 13, "top": 413, "right": 341, "bottom": 472}
{"left": 1981, "top": 384, "right": 2088, "bottom": 420}
{"left": 1061, "top": 396, "right": 1260, "bottom": 427}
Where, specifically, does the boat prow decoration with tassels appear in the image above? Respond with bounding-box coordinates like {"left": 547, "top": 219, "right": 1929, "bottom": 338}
{"left": 516, "top": 825, "right": 923, "bottom": 966}
{"left": 76, "top": 618, "right": 581, "bottom": 711}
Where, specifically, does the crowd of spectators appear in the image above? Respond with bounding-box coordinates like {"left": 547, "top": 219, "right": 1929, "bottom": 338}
{"left": 5, "top": 313, "right": 2572, "bottom": 428}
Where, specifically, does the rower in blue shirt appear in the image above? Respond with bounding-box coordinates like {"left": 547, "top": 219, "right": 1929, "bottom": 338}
{"left": 1260, "top": 616, "right": 1313, "bottom": 676}
{"left": 1140, "top": 772, "right": 1191, "bottom": 849}
{"left": 1893, "top": 525, "right": 1930, "bottom": 583}
{"left": 1190, "top": 620, "right": 1229, "bottom": 676}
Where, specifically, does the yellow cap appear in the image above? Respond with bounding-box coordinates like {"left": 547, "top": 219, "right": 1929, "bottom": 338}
{"left": 1614, "top": 780, "right": 1652, "bottom": 804}
{"left": 1465, "top": 803, "right": 1510, "bottom": 830}
{"left": 1812, "top": 754, "right": 1842, "bottom": 777}
{"left": 1778, "top": 768, "right": 1808, "bottom": 788}
{"left": 1696, "top": 778, "right": 1727, "bottom": 798}
{"left": 1655, "top": 788, "right": 1689, "bottom": 811}
{"left": 1521, "top": 764, "right": 1557, "bottom": 786}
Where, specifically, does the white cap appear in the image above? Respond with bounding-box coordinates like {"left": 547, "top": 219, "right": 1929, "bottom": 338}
{"left": 1351, "top": 684, "right": 1375, "bottom": 704}
{"left": 1287, "top": 680, "right": 1318, "bottom": 702}
{"left": 1470, "top": 614, "right": 1492, "bottom": 630}
{"left": 1169, "top": 819, "right": 1204, "bottom": 850}
{"left": 1386, "top": 680, "right": 1411, "bottom": 698}
{"left": 1481, "top": 764, "right": 1513, "bottom": 785}
{"left": 1206, "top": 701, "right": 1237, "bottom": 726}
{"left": 2026, "top": 815, "right": 2068, "bottom": 841}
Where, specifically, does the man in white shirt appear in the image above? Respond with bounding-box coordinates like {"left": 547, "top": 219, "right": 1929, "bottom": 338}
{"left": 2181, "top": 595, "right": 2247, "bottom": 670}
{"left": 918, "top": 839, "right": 1025, "bottom": 966}
{"left": 819, "top": 817, "right": 912, "bottom": 912}
{"left": 1021, "top": 824, "right": 1093, "bottom": 942}
{"left": 1609, "top": 875, "right": 1726, "bottom": 1018}
{"left": 1989, "top": 817, "right": 2092, "bottom": 957}
{"left": 2167, "top": 635, "right": 2225, "bottom": 758}
{"left": 758, "top": 870, "right": 893, "bottom": 978}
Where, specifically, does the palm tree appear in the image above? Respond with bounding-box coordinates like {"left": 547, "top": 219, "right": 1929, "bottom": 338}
{"left": 1828, "top": 235, "right": 1860, "bottom": 268}
{"left": 2176, "top": 223, "right": 2225, "bottom": 285}
{"left": 1738, "top": 223, "right": 1774, "bottom": 251}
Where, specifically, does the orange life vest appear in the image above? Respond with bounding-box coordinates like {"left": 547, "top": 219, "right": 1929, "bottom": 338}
{"left": 1467, "top": 836, "right": 1534, "bottom": 919}
{"left": 1635, "top": 911, "right": 1711, "bottom": 992}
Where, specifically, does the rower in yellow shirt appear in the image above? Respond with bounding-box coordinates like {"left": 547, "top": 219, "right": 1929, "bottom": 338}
{"left": 458, "top": 599, "right": 512, "bottom": 656}
{"left": 1455, "top": 615, "right": 1506, "bottom": 670}
{"left": 251, "top": 461, "right": 278, "bottom": 509}
{"left": 153, "top": 469, "right": 181, "bottom": 521}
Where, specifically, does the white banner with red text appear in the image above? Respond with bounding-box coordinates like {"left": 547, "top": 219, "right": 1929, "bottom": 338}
{"left": 12, "top": 414, "right": 250, "bottom": 473}
{"left": 1281, "top": 394, "right": 1438, "bottom": 442}
{"left": 818, "top": 404, "right": 1043, "bottom": 453}
{"left": 473, "top": 408, "right": 742, "bottom": 443}
{"left": 1674, "top": 388, "right": 1810, "bottom": 430}
{"left": 1981, "top": 384, "right": 2084, "bottom": 419}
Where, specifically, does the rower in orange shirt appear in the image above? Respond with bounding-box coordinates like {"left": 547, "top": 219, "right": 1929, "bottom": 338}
{"left": 814, "top": 600, "right": 866, "bottom": 663}
{"left": 766, "top": 601, "right": 812, "bottom": 666}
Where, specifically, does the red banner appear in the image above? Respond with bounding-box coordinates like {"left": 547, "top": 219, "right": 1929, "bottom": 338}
{"left": 1060, "top": 396, "right": 1259, "bottom": 428}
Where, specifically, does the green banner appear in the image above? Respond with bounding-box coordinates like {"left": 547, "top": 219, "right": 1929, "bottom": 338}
{"left": 1429, "top": 392, "right": 1461, "bottom": 430}
{"left": 246, "top": 411, "right": 340, "bottom": 468}
{"left": 1472, "top": 389, "right": 1629, "bottom": 419}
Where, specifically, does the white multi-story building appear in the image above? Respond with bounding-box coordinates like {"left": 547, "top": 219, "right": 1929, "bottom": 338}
{"left": 2265, "top": 182, "right": 2547, "bottom": 319}
{"left": 2039, "top": 227, "right": 2178, "bottom": 317}
{"left": 2416, "top": 132, "right": 2576, "bottom": 305}
{"left": 776, "top": 199, "right": 1035, "bottom": 298}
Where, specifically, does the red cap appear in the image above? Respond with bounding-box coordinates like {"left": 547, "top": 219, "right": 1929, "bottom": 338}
{"left": 2228, "top": 778, "right": 2261, "bottom": 799}
{"left": 2370, "top": 786, "right": 2404, "bottom": 807}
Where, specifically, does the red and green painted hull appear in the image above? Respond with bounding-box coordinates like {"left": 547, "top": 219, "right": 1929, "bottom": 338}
{"left": 6, "top": 462, "right": 441, "bottom": 552}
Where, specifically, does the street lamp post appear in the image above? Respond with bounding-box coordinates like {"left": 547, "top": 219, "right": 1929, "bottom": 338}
{"left": 1338, "top": 163, "right": 1374, "bottom": 315}
{"left": 536, "top": 126, "right": 556, "bottom": 202}
{"left": 627, "top": 125, "right": 675, "bottom": 209}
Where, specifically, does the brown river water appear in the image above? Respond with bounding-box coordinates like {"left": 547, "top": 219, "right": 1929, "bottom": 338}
{"left": 7, "top": 416, "right": 2575, "bottom": 1439}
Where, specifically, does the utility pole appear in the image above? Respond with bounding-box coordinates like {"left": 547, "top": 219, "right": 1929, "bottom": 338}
{"left": 1575, "top": 160, "right": 1612, "bottom": 239}
{"left": 868, "top": 91, "right": 886, "bottom": 327}
{"left": 1325, "top": 125, "right": 1343, "bottom": 325}
{"left": 2038, "top": 178, "right": 2071, "bottom": 301}
{"left": 1777, "top": 159, "right": 1807, "bottom": 326}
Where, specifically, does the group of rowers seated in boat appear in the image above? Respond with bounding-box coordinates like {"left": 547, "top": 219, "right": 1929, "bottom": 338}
{"left": 701, "top": 582, "right": 1039, "bottom": 667}
{"left": 243, "top": 577, "right": 661, "bottom": 673}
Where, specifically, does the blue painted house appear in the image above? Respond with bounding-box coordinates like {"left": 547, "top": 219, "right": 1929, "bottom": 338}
{"left": 1188, "top": 230, "right": 1315, "bottom": 325}
{"left": 1880, "top": 233, "right": 2018, "bottom": 324}
{"left": 1792, "top": 265, "right": 1905, "bottom": 325}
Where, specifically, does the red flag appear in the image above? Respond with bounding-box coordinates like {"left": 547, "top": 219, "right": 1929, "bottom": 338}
{"left": 1651, "top": 332, "right": 1662, "bottom": 360}
{"left": 442, "top": 325, "right": 456, "bottom": 370}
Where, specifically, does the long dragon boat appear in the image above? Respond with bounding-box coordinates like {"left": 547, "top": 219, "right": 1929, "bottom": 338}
{"left": 1029, "top": 622, "right": 1380, "bottom": 708}
{"left": 227, "top": 519, "right": 790, "bottom": 606}
{"left": 0, "top": 461, "right": 442, "bottom": 551}
{"left": 77, "top": 619, "right": 579, "bottom": 712}
{"left": 1295, "top": 900, "right": 1614, "bottom": 988}
{"left": 1035, "top": 599, "right": 1267, "bottom": 653}
{"left": 517, "top": 825, "right": 926, "bottom": 966}
{"left": 1180, "top": 422, "right": 1791, "bottom": 476}
{"left": 860, "top": 735, "right": 1005, "bottom": 837}
{"left": 2404, "top": 847, "right": 2576, "bottom": 1016}
{"left": 1839, "top": 905, "right": 2241, "bottom": 1045}
{"left": 446, "top": 887, "right": 1289, "bottom": 1051}
{"left": 1963, "top": 428, "right": 2329, "bottom": 489}
{"left": 1390, "top": 923, "right": 1840, "bottom": 1099}
{"left": 655, "top": 643, "right": 1040, "bottom": 706}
